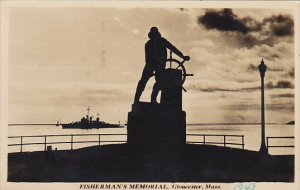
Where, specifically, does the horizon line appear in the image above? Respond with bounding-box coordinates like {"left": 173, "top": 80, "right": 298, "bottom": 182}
{"left": 8, "top": 122, "right": 290, "bottom": 126}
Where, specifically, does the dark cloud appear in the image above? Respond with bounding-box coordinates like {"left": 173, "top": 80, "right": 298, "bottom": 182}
{"left": 224, "top": 102, "right": 294, "bottom": 112}
{"left": 223, "top": 104, "right": 260, "bottom": 111}
{"left": 247, "top": 64, "right": 257, "bottom": 72}
{"left": 266, "top": 102, "right": 294, "bottom": 112}
{"left": 247, "top": 64, "right": 284, "bottom": 72}
{"left": 188, "top": 85, "right": 260, "bottom": 93}
{"left": 199, "top": 9, "right": 250, "bottom": 34}
{"left": 266, "top": 82, "right": 273, "bottom": 88}
{"left": 199, "top": 9, "right": 293, "bottom": 36}
{"left": 276, "top": 80, "right": 294, "bottom": 88}
{"left": 187, "top": 79, "right": 293, "bottom": 93}
{"left": 198, "top": 9, "right": 294, "bottom": 47}
{"left": 240, "top": 34, "right": 258, "bottom": 47}
{"left": 269, "top": 67, "right": 285, "bottom": 72}
{"left": 266, "top": 80, "right": 294, "bottom": 89}
{"left": 263, "top": 14, "right": 294, "bottom": 36}
{"left": 271, "top": 93, "right": 294, "bottom": 98}
{"left": 288, "top": 69, "right": 294, "bottom": 77}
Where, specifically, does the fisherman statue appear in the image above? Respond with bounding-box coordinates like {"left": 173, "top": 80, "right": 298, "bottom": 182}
{"left": 128, "top": 27, "right": 192, "bottom": 147}
{"left": 134, "top": 27, "right": 190, "bottom": 103}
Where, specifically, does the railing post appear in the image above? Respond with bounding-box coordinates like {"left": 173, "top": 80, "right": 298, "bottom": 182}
{"left": 267, "top": 137, "right": 269, "bottom": 153}
{"left": 98, "top": 134, "right": 101, "bottom": 146}
{"left": 44, "top": 136, "right": 47, "bottom": 151}
{"left": 71, "top": 135, "right": 73, "bottom": 150}
{"left": 223, "top": 135, "right": 226, "bottom": 147}
{"left": 20, "top": 136, "right": 23, "bottom": 152}
{"left": 242, "top": 136, "right": 245, "bottom": 150}
{"left": 203, "top": 135, "right": 206, "bottom": 145}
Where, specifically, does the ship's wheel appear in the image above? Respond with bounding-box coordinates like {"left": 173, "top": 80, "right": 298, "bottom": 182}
{"left": 165, "top": 57, "right": 193, "bottom": 92}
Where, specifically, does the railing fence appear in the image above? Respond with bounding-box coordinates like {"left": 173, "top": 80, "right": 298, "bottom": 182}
{"left": 8, "top": 133, "right": 127, "bottom": 152}
{"left": 9, "top": 133, "right": 294, "bottom": 153}
{"left": 266, "top": 136, "right": 294, "bottom": 153}
{"left": 186, "top": 134, "right": 245, "bottom": 150}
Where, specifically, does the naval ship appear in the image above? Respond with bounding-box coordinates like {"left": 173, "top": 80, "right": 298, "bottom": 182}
{"left": 61, "top": 107, "right": 123, "bottom": 129}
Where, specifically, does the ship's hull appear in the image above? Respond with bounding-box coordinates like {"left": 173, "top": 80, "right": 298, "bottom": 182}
{"left": 62, "top": 122, "right": 123, "bottom": 129}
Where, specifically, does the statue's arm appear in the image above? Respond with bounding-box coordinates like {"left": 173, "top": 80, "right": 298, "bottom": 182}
{"left": 163, "top": 38, "right": 184, "bottom": 58}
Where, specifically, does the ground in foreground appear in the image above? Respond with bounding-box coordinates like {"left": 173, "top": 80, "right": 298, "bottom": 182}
{"left": 8, "top": 144, "right": 294, "bottom": 182}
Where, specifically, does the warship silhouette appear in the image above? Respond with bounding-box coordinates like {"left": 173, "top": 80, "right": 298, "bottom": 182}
{"left": 61, "top": 107, "right": 123, "bottom": 129}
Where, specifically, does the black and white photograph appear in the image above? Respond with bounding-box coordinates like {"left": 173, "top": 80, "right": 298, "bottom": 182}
{"left": 0, "top": 1, "right": 299, "bottom": 190}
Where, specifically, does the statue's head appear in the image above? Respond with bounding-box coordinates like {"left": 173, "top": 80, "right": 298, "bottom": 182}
{"left": 148, "top": 27, "right": 161, "bottom": 39}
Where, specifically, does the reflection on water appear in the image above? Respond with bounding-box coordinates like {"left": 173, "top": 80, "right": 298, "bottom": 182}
{"left": 8, "top": 124, "right": 294, "bottom": 155}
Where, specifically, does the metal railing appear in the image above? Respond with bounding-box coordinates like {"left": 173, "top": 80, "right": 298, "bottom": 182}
{"left": 266, "top": 136, "right": 294, "bottom": 153}
{"left": 8, "top": 133, "right": 127, "bottom": 152}
{"left": 186, "top": 134, "right": 245, "bottom": 150}
{"left": 8, "top": 133, "right": 246, "bottom": 152}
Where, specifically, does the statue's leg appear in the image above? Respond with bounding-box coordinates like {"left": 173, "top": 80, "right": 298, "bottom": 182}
{"left": 134, "top": 69, "right": 152, "bottom": 103}
{"left": 151, "top": 70, "right": 163, "bottom": 103}
{"left": 151, "top": 82, "right": 160, "bottom": 103}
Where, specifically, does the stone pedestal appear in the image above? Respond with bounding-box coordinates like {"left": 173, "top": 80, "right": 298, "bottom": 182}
{"left": 127, "top": 68, "right": 186, "bottom": 147}
{"left": 127, "top": 102, "right": 186, "bottom": 146}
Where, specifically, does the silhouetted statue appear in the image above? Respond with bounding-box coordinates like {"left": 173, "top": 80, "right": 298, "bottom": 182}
{"left": 134, "top": 27, "right": 190, "bottom": 103}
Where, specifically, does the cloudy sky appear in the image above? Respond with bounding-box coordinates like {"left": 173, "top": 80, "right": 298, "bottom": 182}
{"left": 8, "top": 7, "right": 295, "bottom": 124}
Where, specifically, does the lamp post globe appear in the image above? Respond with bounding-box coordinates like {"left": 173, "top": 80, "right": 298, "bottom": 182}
{"left": 259, "top": 59, "right": 267, "bottom": 78}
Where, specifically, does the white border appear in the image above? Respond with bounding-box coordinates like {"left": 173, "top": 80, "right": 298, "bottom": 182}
{"left": 1, "top": 1, "right": 299, "bottom": 190}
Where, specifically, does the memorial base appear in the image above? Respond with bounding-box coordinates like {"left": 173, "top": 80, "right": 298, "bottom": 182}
{"left": 127, "top": 102, "right": 186, "bottom": 147}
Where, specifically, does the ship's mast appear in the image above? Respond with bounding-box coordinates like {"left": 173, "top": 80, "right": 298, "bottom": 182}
{"left": 96, "top": 113, "right": 100, "bottom": 122}
{"left": 87, "top": 107, "right": 90, "bottom": 118}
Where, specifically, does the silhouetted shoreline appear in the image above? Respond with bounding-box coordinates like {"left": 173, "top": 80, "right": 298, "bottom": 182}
{"left": 8, "top": 144, "right": 294, "bottom": 182}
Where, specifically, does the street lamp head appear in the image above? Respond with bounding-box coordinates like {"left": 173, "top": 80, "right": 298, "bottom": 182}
{"left": 258, "top": 59, "right": 267, "bottom": 78}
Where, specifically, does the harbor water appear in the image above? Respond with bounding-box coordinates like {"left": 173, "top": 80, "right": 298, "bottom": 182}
{"left": 8, "top": 124, "right": 294, "bottom": 155}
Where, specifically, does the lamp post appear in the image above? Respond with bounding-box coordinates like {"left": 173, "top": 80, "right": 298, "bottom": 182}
{"left": 258, "top": 59, "right": 268, "bottom": 154}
